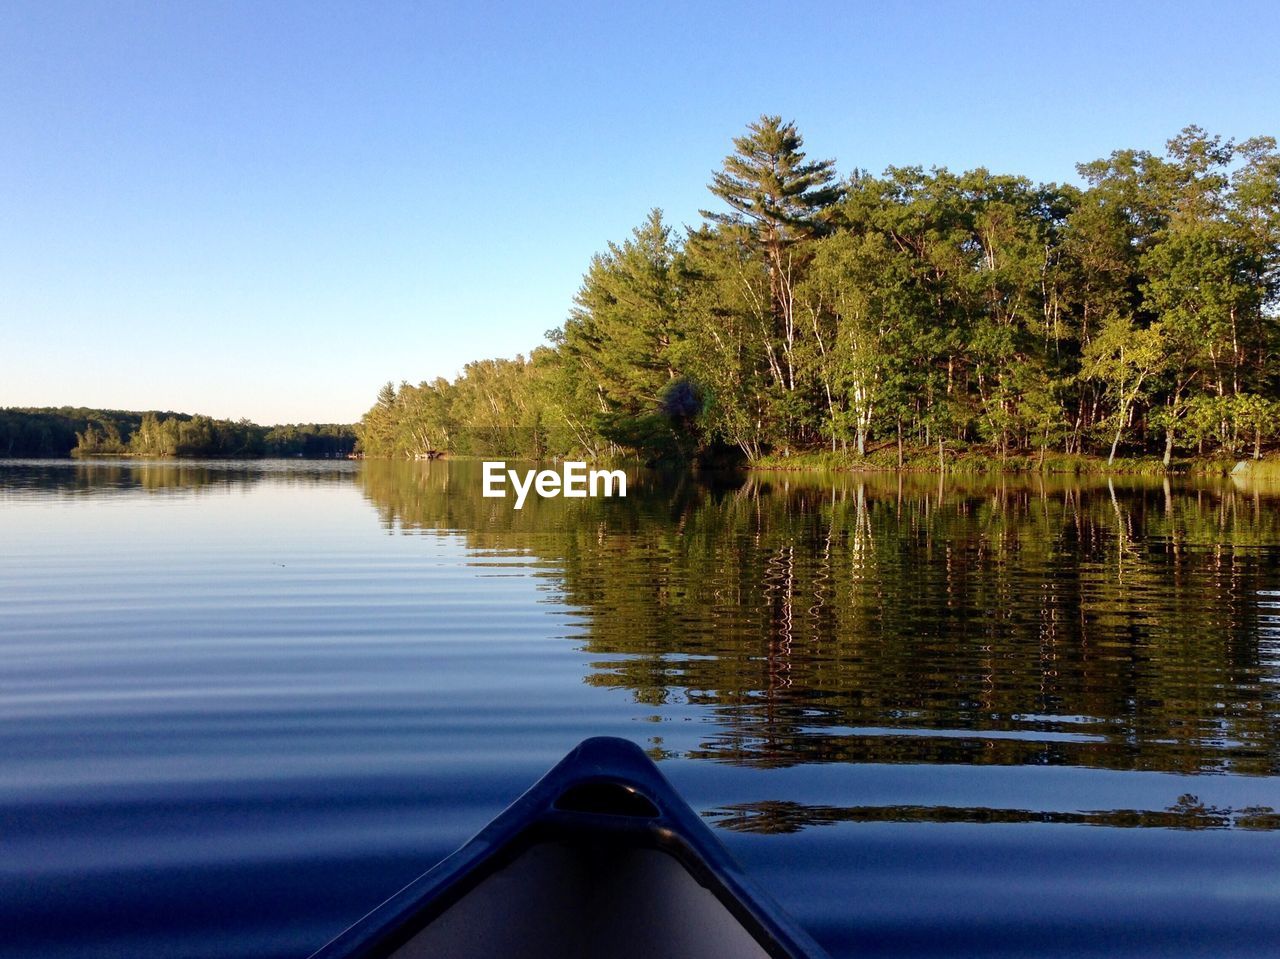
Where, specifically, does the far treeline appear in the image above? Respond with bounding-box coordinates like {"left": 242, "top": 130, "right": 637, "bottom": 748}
{"left": 358, "top": 117, "right": 1280, "bottom": 470}
{"left": 0, "top": 407, "right": 356, "bottom": 459}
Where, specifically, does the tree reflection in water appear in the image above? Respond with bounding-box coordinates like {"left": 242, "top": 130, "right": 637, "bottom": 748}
{"left": 360, "top": 460, "right": 1280, "bottom": 795}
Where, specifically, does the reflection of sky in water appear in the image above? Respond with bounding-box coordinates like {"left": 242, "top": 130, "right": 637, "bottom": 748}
{"left": 1261, "top": 590, "right": 1280, "bottom": 682}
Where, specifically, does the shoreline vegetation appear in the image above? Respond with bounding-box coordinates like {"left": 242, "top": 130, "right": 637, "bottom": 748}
{"left": 356, "top": 116, "right": 1280, "bottom": 474}
{"left": 376, "top": 448, "right": 1275, "bottom": 478}
{"left": 749, "top": 448, "right": 1247, "bottom": 476}
{"left": 0, "top": 407, "right": 356, "bottom": 459}
{"left": 5, "top": 404, "right": 1278, "bottom": 480}
{"left": 436, "top": 450, "right": 1280, "bottom": 478}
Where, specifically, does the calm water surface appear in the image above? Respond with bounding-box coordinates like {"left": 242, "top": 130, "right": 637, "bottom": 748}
{"left": 2, "top": 459, "right": 1279, "bottom": 958}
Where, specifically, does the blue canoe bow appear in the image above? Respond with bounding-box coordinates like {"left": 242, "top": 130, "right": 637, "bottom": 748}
{"left": 309, "top": 736, "right": 829, "bottom": 959}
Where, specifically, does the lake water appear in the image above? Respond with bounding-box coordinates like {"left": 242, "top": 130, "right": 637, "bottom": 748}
{"left": 3, "top": 458, "right": 1279, "bottom": 958}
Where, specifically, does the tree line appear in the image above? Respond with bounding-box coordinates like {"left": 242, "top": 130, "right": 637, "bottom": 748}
{"left": 0, "top": 407, "right": 356, "bottom": 458}
{"left": 367, "top": 117, "right": 1278, "bottom": 467}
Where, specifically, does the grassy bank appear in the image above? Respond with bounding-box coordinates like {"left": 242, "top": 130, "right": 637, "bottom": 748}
{"left": 749, "top": 446, "right": 1260, "bottom": 476}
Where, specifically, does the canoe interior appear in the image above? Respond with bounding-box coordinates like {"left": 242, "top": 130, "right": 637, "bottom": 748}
{"left": 387, "top": 839, "right": 772, "bottom": 959}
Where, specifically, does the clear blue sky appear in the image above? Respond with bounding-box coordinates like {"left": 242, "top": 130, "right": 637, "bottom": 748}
{"left": 3, "top": 1, "right": 1277, "bottom": 425}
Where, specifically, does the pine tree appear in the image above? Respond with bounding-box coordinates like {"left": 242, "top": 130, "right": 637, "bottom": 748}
{"left": 703, "top": 115, "right": 843, "bottom": 254}
{"left": 702, "top": 116, "right": 843, "bottom": 451}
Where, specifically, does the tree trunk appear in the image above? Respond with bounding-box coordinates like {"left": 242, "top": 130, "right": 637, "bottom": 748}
{"left": 1108, "top": 425, "right": 1122, "bottom": 466}
{"left": 822, "top": 381, "right": 837, "bottom": 453}
{"left": 1162, "top": 428, "right": 1174, "bottom": 468}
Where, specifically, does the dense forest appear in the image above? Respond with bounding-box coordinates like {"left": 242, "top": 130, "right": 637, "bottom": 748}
{"left": 0, "top": 407, "right": 356, "bottom": 458}
{"left": 357, "top": 118, "right": 1280, "bottom": 469}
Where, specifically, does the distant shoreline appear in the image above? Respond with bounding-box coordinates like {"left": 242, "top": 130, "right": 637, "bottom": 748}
{"left": 0, "top": 407, "right": 356, "bottom": 459}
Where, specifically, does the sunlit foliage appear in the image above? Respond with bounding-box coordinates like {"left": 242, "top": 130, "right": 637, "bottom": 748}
{"left": 363, "top": 119, "right": 1278, "bottom": 465}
